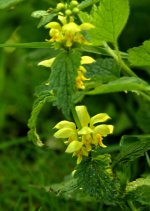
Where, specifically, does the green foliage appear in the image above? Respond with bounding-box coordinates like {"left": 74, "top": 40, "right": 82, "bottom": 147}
{"left": 0, "top": 0, "right": 23, "bottom": 9}
{"left": 87, "top": 77, "right": 150, "bottom": 95}
{"left": 50, "top": 49, "right": 81, "bottom": 118}
{"left": 28, "top": 86, "right": 55, "bottom": 146}
{"left": 80, "top": 0, "right": 129, "bottom": 45}
{"left": 85, "top": 58, "right": 120, "bottom": 83}
{"left": 126, "top": 176, "right": 150, "bottom": 206}
{"left": 113, "top": 135, "right": 150, "bottom": 166}
{"left": 74, "top": 154, "right": 120, "bottom": 204}
{"left": 128, "top": 40, "right": 150, "bottom": 69}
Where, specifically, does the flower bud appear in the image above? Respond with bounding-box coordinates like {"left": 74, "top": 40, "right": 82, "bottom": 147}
{"left": 65, "top": 9, "right": 72, "bottom": 16}
{"left": 70, "top": 1, "right": 78, "bottom": 7}
{"left": 56, "top": 3, "right": 65, "bottom": 11}
{"left": 72, "top": 7, "right": 80, "bottom": 14}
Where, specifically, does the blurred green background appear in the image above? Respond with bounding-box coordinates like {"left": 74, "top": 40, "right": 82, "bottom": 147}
{"left": 0, "top": 0, "right": 150, "bottom": 210}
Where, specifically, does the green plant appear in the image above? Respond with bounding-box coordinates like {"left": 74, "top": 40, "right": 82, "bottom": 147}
{"left": 1, "top": 0, "right": 150, "bottom": 210}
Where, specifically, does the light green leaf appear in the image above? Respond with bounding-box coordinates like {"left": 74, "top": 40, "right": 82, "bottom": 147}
{"left": 50, "top": 49, "right": 81, "bottom": 118}
{"left": 113, "top": 135, "right": 150, "bottom": 166}
{"left": 88, "top": 0, "right": 130, "bottom": 44}
{"left": 128, "top": 40, "right": 150, "bottom": 68}
{"left": 0, "top": 42, "right": 53, "bottom": 48}
{"left": 0, "top": 0, "right": 23, "bottom": 9}
{"left": 126, "top": 176, "right": 150, "bottom": 206}
{"left": 87, "top": 77, "right": 150, "bottom": 95}
{"left": 28, "top": 86, "right": 55, "bottom": 146}
{"left": 31, "top": 10, "right": 49, "bottom": 19}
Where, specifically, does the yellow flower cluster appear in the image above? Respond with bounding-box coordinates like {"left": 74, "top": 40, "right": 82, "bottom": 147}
{"left": 54, "top": 106, "right": 114, "bottom": 164}
{"left": 38, "top": 56, "right": 95, "bottom": 90}
{"left": 45, "top": 19, "right": 94, "bottom": 48}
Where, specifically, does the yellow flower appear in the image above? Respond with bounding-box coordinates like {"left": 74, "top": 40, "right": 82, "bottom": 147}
{"left": 53, "top": 105, "right": 114, "bottom": 164}
{"left": 38, "top": 56, "right": 95, "bottom": 90}
{"left": 45, "top": 19, "right": 94, "bottom": 48}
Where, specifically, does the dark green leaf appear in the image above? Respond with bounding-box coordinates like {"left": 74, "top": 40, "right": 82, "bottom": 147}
{"left": 50, "top": 49, "right": 81, "bottom": 118}
{"left": 128, "top": 40, "right": 150, "bottom": 68}
{"left": 78, "top": 0, "right": 100, "bottom": 10}
{"left": 85, "top": 58, "right": 120, "bottom": 83}
{"left": 113, "top": 135, "right": 150, "bottom": 166}
{"left": 87, "top": 77, "right": 150, "bottom": 95}
{"left": 74, "top": 155, "right": 120, "bottom": 204}
{"left": 126, "top": 176, "right": 150, "bottom": 206}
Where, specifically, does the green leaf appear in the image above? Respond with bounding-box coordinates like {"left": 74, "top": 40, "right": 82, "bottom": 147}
{"left": 113, "top": 135, "right": 150, "bottom": 166}
{"left": 50, "top": 49, "right": 81, "bottom": 118}
{"left": 0, "top": 0, "right": 23, "bottom": 9}
{"left": 79, "top": 44, "right": 128, "bottom": 59}
{"left": 126, "top": 176, "right": 150, "bottom": 206}
{"left": 87, "top": 77, "right": 150, "bottom": 95}
{"left": 38, "top": 13, "right": 57, "bottom": 28}
{"left": 0, "top": 42, "right": 53, "bottom": 48}
{"left": 85, "top": 58, "right": 120, "bottom": 83}
{"left": 78, "top": 0, "right": 100, "bottom": 10}
{"left": 31, "top": 10, "right": 49, "bottom": 19}
{"left": 88, "top": 0, "right": 130, "bottom": 44}
{"left": 28, "top": 85, "right": 55, "bottom": 146}
{"left": 74, "top": 154, "right": 120, "bottom": 204}
{"left": 128, "top": 40, "right": 150, "bottom": 68}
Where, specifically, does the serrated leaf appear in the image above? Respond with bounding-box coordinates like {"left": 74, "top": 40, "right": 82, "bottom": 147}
{"left": 74, "top": 155, "right": 120, "bottom": 204}
{"left": 85, "top": 58, "right": 120, "bottom": 83}
{"left": 0, "top": 0, "right": 23, "bottom": 9}
{"left": 87, "top": 77, "right": 150, "bottom": 95}
{"left": 128, "top": 40, "right": 150, "bottom": 68}
{"left": 28, "top": 86, "right": 55, "bottom": 146}
{"left": 0, "top": 42, "right": 53, "bottom": 48}
{"left": 50, "top": 49, "right": 81, "bottom": 118}
{"left": 113, "top": 135, "right": 150, "bottom": 166}
{"left": 126, "top": 176, "right": 150, "bottom": 206}
{"left": 88, "top": 0, "right": 130, "bottom": 44}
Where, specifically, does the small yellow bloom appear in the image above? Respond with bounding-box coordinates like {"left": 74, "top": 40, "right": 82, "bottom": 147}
{"left": 53, "top": 105, "right": 114, "bottom": 164}
{"left": 38, "top": 57, "right": 55, "bottom": 67}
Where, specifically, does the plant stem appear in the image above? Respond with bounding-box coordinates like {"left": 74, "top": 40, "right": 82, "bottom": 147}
{"left": 145, "top": 152, "right": 150, "bottom": 167}
{"left": 127, "top": 200, "right": 138, "bottom": 211}
{"left": 71, "top": 106, "right": 82, "bottom": 129}
{"left": 103, "top": 42, "right": 150, "bottom": 102}
{"left": 103, "top": 42, "right": 137, "bottom": 77}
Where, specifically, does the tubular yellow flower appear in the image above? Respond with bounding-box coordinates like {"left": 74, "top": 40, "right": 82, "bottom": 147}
{"left": 53, "top": 105, "right": 114, "bottom": 164}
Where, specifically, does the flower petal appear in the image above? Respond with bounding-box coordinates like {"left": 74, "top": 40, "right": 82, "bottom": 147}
{"left": 90, "top": 113, "right": 111, "bottom": 126}
{"left": 78, "top": 126, "right": 93, "bottom": 135}
{"left": 45, "top": 22, "right": 61, "bottom": 29}
{"left": 54, "top": 128, "right": 76, "bottom": 139}
{"left": 94, "top": 124, "right": 114, "bottom": 137}
{"left": 38, "top": 57, "right": 55, "bottom": 67}
{"left": 80, "top": 23, "right": 94, "bottom": 31}
{"left": 81, "top": 56, "right": 95, "bottom": 65}
{"left": 54, "top": 120, "right": 76, "bottom": 130}
{"left": 75, "top": 105, "right": 90, "bottom": 127}
{"left": 65, "top": 141, "right": 83, "bottom": 153}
